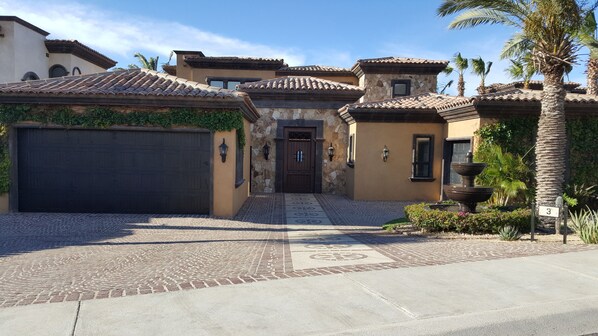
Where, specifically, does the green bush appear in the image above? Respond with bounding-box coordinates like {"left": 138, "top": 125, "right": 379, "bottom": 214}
{"left": 404, "top": 203, "right": 531, "bottom": 234}
{"left": 382, "top": 218, "right": 410, "bottom": 232}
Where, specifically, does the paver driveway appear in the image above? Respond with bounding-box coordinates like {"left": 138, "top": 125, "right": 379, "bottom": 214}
{"left": 1, "top": 193, "right": 595, "bottom": 308}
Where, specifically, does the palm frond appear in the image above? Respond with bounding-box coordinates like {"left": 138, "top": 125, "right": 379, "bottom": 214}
{"left": 449, "top": 8, "right": 521, "bottom": 29}
{"left": 501, "top": 32, "right": 534, "bottom": 59}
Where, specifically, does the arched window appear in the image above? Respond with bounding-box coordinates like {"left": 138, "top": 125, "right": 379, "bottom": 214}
{"left": 72, "top": 67, "right": 82, "bottom": 75}
{"left": 49, "top": 64, "right": 69, "bottom": 78}
{"left": 21, "top": 72, "right": 40, "bottom": 81}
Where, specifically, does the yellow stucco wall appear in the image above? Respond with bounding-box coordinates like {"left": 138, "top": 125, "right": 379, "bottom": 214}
{"left": 446, "top": 118, "right": 480, "bottom": 139}
{"left": 212, "top": 124, "right": 250, "bottom": 218}
{"left": 351, "top": 122, "right": 444, "bottom": 201}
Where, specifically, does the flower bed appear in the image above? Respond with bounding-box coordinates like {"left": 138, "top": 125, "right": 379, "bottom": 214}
{"left": 404, "top": 203, "right": 531, "bottom": 234}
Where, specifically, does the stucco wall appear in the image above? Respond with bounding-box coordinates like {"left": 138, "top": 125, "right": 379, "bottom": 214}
{"left": 361, "top": 73, "right": 438, "bottom": 102}
{"left": 351, "top": 122, "right": 444, "bottom": 201}
{"left": 0, "top": 21, "right": 48, "bottom": 83}
{"left": 250, "top": 107, "right": 348, "bottom": 194}
{"left": 213, "top": 128, "right": 249, "bottom": 217}
{"left": 446, "top": 118, "right": 480, "bottom": 139}
{"left": 48, "top": 54, "right": 106, "bottom": 76}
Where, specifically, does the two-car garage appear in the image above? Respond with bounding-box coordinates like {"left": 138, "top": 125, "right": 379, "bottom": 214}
{"left": 15, "top": 128, "right": 212, "bottom": 214}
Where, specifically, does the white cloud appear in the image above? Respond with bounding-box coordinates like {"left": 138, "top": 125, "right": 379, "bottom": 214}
{"left": 0, "top": 0, "right": 305, "bottom": 67}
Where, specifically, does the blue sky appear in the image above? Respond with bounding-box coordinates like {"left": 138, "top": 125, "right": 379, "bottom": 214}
{"left": 1, "top": 0, "right": 590, "bottom": 95}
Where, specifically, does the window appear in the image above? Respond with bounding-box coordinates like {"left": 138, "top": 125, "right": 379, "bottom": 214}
{"left": 235, "top": 131, "right": 245, "bottom": 188}
{"left": 347, "top": 134, "right": 355, "bottom": 167}
{"left": 49, "top": 64, "right": 68, "bottom": 78}
{"left": 72, "top": 67, "right": 82, "bottom": 75}
{"left": 21, "top": 72, "right": 39, "bottom": 81}
{"left": 207, "top": 77, "right": 260, "bottom": 90}
{"left": 412, "top": 135, "right": 434, "bottom": 180}
{"left": 392, "top": 80, "right": 411, "bottom": 97}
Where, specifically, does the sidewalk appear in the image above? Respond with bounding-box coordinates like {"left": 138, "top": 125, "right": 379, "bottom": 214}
{"left": 3, "top": 250, "right": 598, "bottom": 336}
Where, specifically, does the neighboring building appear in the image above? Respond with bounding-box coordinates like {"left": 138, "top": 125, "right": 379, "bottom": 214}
{"left": 0, "top": 16, "right": 116, "bottom": 84}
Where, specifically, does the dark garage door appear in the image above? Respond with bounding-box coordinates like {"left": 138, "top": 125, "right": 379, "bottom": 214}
{"left": 17, "top": 128, "right": 211, "bottom": 214}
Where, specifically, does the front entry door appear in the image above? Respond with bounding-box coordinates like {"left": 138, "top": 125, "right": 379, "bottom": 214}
{"left": 283, "top": 128, "right": 316, "bottom": 193}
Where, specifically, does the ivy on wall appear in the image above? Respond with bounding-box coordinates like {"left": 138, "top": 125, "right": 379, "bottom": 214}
{"left": 0, "top": 104, "right": 246, "bottom": 194}
{"left": 475, "top": 116, "right": 598, "bottom": 187}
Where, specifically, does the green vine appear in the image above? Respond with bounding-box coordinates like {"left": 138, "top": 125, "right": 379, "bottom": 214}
{"left": 0, "top": 104, "right": 246, "bottom": 193}
{"left": 475, "top": 117, "right": 598, "bottom": 188}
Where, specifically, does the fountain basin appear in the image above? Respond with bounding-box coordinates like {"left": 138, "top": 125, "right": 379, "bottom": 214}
{"left": 451, "top": 162, "right": 487, "bottom": 176}
{"left": 444, "top": 186, "right": 493, "bottom": 203}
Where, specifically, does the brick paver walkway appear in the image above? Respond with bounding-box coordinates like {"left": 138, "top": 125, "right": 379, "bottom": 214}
{"left": 0, "top": 193, "right": 596, "bottom": 308}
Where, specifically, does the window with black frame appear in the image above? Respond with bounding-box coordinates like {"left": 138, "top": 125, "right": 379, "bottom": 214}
{"left": 392, "top": 79, "right": 411, "bottom": 97}
{"left": 235, "top": 131, "right": 244, "bottom": 187}
{"left": 208, "top": 77, "right": 260, "bottom": 90}
{"left": 412, "top": 135, "right": 434, "bottom": 180}
{"left": 348, "top": 134, "right": 355, "bottom": 167}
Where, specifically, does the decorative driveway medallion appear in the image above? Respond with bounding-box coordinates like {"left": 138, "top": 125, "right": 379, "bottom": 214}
{"left": 310, "top": 252, "right": 369, "bottom": 261}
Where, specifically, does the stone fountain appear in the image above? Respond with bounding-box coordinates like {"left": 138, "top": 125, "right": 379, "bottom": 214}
{"left": 444, "top": 151, "right": 493, "bottom": 213}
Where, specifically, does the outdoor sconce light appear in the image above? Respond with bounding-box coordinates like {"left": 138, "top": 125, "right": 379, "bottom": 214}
{"left": 219, "top": 138, "right": 228, "bottom": 163}
{"left": 327, "top": 143, "right": 335, "bottom": 161}
{"left": 263, "top": 143, "right": 270, "bottom": 160}
{"left": 382, "top": 145, "right": 389, "bottom": 162}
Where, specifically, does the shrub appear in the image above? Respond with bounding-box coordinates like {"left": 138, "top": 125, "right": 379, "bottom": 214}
{"left": 569, "top": 207, "right": 598, "bottom": 244}
{"left": 404, "top": 203, "right": 531, "bottom": 234}
{"left": 498, "top": 226, "right": 522, "bottom": 241}
{"left": 382, "top": 218, "right": 410, "bottom": 232}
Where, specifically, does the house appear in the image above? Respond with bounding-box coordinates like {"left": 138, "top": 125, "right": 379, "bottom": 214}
{"left": 0, "top": 44, "right": 596, "bottom": 217}
{"left": 0, "top": 16, "right": 116, "bottom": 84}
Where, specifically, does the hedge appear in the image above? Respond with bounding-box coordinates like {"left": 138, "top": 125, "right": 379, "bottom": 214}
{"left": 404, "top": 203, "right": 531, "bottom": 234}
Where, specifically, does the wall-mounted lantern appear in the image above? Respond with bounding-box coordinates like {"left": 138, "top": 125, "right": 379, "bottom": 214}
{"left": 263, "top": 143, "right": 270, "bottom": 160}
{"left": 327, "top": 143, "right": 335, "bottom": 161}
{"left": 382, "top": 145, "right": 389, "bottom": 162}
{"left": 219, "top": 138, "right": 228, "bottom": 162}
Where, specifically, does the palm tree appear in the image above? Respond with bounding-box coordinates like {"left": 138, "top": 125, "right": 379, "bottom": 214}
{"left": 438, "top": 0, "right": 594, "bottom": 224}
{"left": 129, "top": 53, "right": 160, "bottom": 71}
{"left": 578, "top": 12, "right": 598, "bottom": 95}
{"left": 438, "top": 64, "right": 454, "bottom": 94}
{"left": 505, "top": 56, "right": 535, "bottom": 89}
{"left": 453, "top": 52, "right": 469, "bottom": 96}
{"left": 470, "top": 56, "right": 492, "bottom": 94}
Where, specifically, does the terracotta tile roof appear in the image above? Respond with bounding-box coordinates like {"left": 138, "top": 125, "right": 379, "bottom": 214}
{"left": 485, "top": 80, "right": 581, "bottom": 93}
{"left": 438, "top": 89, "right": 598, "bottom": 110}
{"left": 347, "top": 93, "right": 467, "bottom": 111}
{"left": 0, "top": 69, "right": 260, "bottom": 121}
{"left": 278, "top": 65, "right": 349, "bottom": 72}
{"left": 356, "top": 56, "right": 449, "bottom": 65}
{"left": 45, "top": 40, "right": 117, "bottom": 69}
{"left": 183, "top": 55, "right": 286, "bottom": 70}
{"left": 238, "top": 76, "right": 363, "bottom": 93}
{"left": 0, "top": 69, "right": 239, "bottom": 98}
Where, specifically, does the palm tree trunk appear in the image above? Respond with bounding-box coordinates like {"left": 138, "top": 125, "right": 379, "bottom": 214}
{"left": 536, "top": 71, "right": 567, "bottom": 227}
{"left": 457, "top": 74, "right": 465, "bottom": 96}
{"left": 587, "top": 58, "right": 598, "bottom": 95}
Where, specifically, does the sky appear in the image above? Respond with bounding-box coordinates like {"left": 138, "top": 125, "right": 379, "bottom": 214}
{"left": 1, "top": 0, "right": 591, "bottom": 96}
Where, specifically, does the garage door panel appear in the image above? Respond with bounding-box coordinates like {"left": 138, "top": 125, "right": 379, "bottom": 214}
{"left": 17, "top": 128, "right": 211, "bottom": 214}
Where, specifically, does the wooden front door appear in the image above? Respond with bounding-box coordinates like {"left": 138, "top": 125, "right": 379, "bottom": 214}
{"left": 283, "top": 128, "right": 316, "bottom": 193}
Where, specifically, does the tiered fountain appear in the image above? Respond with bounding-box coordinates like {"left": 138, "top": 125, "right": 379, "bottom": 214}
{"left": 444, "top": 151, "right": 493, "bottom": 213}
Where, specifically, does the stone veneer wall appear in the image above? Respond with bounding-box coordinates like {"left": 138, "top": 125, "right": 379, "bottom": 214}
{"left": 362, "top": 73, "right": 438, "bottom": 102}
{"left": 251, "top": 108, "right": 348, "bottom": 194}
